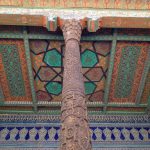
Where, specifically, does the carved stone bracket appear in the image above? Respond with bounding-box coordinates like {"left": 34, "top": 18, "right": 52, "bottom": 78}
{"left": 60, "top": 19, "right": 92, "bottom": 150}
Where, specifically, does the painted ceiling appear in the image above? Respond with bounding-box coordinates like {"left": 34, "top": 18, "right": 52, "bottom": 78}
{"left": 0, "top": 26, "right": 149, "bottom": 114}
{"left": 31, "top": 40, "right": 110, "bottom": 102}
{"left": 0, "top": 0, "right": 149, "bottom": 10}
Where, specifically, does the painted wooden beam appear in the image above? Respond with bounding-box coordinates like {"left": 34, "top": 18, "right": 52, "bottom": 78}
{"left": 136, "top": 51, "right": 150, "bottom": 105}
{"left": 0, "top": 14, "right": 44, "bottom": 26}
{"left": 0, "top": 32, "right": 150, "bottom": 42}
{"left": 102, "top": 17, "right": 150, "bottom": 29}
{"left": 0, "top": 14, "right": 149, "bottom": 32}
{"left": 23, "top": 28, "right": 38, "bottom": 112}
{"left": 146, "top": 96, "right": 150, "bottom": 113}
{"left": 103, "top": 29, "right": 117, "bottom": 112}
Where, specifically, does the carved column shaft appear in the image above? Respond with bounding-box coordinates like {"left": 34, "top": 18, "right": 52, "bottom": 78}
{"left": 61, "top": 20, "right": 92, "bottom": 150}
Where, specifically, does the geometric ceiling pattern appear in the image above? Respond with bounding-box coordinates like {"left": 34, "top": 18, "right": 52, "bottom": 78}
{"left": 30, "top": 40, "right": 111, "bottom": 102}
{"left": 0, "top": 26, "right": 149, "bottom": 114}
{"left": 30, "top": 41, "right": 63, "bottom": 102}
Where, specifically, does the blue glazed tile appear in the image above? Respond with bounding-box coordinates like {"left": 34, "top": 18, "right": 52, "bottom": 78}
{"left": 135, "top": 127, "right": 141, "bottom": 131}
{"left": 108, "top": 127, "right": 114, "bottom": 131}
{"left": 120, "top": 132, "right": 125, "bottom": 140}
{"left": 53, "top": 127, "right": 60, "bottom": 130}
{"left": 92, "top": 133, "right": 97, "bottom": 140}
{"left": 7, "top": 127, "right": 14, "bottom": 131}
{"left": 116, "top": 127, "right": 123, "bottom": 131}
{"left": 54, "top": 132, "right": 59, "bottom": 140}
{"left": 0, "top": 127, "right": 5, "bottom": 131}
{"left": 16, "top": 127, "right": 24, "bottom": 131}
{"left": 139, "top": 132, "right": 144, "bottom": 140}
{"left": 44, "top": 127, "right": 51, "bottom": 131}
{"left": 90, "top": 127, "right": 97, "bottom": 131}
{"left": 111, "top": 133, "right": 115, "bottom": 140}
{"left": 5, "top": 132, "right": 10, "bottom": 140}
{"left": 35, "top": 132, "right": 39, "bottom": 140}
{"left": 15, "top": 132, "right": 20, "bottom": 140}
{"left": 143, "top": 127, "right": 149, "bottom": 131}
{"left": 101, "top": 132, "right": 106, "bottom": 140}
{"left": 45, "top": 132, "right": 49, "bottom": 141}
{"left": 98, "top": 127, "right": 106, "bottom": 130}
{"left": 126, "top": 127, "right": 132, "bottom": 131}
{"left": 130, "top": 133, "right": 134, "bottom": 140}
{"left": 25, "top": 127, "right": 33, "bottom": 130}
{"left": 25, "top": 132, "right": 30, "bottom": 140}
{"left": 35, "top": 127, "right": 42, "bottom": 130}
{"left": 0, "top": 125, "right": 149, "bottom": 144}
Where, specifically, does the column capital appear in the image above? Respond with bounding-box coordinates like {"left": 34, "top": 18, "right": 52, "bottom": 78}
{"left": 62, "top": 19, "right": 82, "bottom": 43}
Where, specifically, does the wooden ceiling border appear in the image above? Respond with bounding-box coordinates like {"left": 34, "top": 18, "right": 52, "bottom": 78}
{"left": 0, "top": 14, "right": 149, "bottom": 32}
{"left": 136, "top": 51, "right": 150, "bottom": 105}
{"left": 103, "top": 29, "right": 117, "bottom": 112}
{"left": 23, "top": 28, "right": 38, "bottom": 112}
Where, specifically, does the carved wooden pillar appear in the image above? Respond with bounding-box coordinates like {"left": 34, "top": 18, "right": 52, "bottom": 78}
{"left": 60, "top": 20, "right": 92, "bottom": 150}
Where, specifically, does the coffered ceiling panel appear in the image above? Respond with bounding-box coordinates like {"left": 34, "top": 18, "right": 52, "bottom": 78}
{"left": 0, "top": 26, "right": 149, "bottom": 114}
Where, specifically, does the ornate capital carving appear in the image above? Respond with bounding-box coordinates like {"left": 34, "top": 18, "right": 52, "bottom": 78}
{"left": 62, "top": 19, "right": 82, "bottom": 43}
